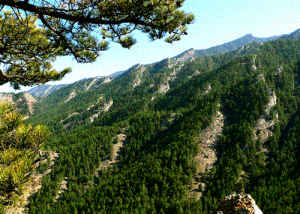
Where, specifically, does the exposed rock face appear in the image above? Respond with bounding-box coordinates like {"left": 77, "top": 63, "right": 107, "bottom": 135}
{"left": 0, "top": 93, "right": 13, "bottom": 103}
{"left": 136, "top": 64, "right": 146, "bottom": 73}
{"left": 89, "top": 114, "right": 99, "bottom": 123}
{"left": 264, "top": 90, "right": 276, "bottom": 115}
{"left": 167, "top": 69, "right": 178, "bottom": 81}
{"left": 21, "top": 92, "right": 37, "bottom": 114}
{"left": 133, "top": 76, "right": 141, "bottom": 88}
{"left": 100, "top": 141, "right": 123, "bottom": 171}
{"left": 89, "top": 100, "right": 113, "bottom": 122}
{"left": 218, "top": 194, "right": 263, "bottom": 214}
{"left": 0, "top": 92, "right": 37, "bottom": 115}
{"left": 102, "top": 100, "right": 113, "bottom": 112}
{"left": 174, "top": 49, "right": 197, "bottom": 63}
{"left": 187, "top": 70, "right": 200, "bottom": 79}
{"left": 60, "top": 112, "right": 80, "bottom": 123}
{"left": 86, "top": 77, "right": 100, "bottom": 91}
{"left": 87, "top": 96, "right": 103, "bottom": 111}
{"left": 203, "top": 84, "right": 212, "bottom": 95}
{"left": 65, "top": 90, "right": 77, "bottom": 103}
{"left": 102, "top": 77, "right": 112, "bottom": 84}
{"left": 255, "top": 74, "right": 265, "bottom": 83}
{"left": 251, "top": 54, "right": 257, "bottom": 71}
{"left": 196, "top": 109, "right": 225, "bottom": 173}
{"left": 253, "top": 89, "right": 277, "bottom": 143}
{"left": 44, "top": 85, "right": 54, "bottom": 95}
{"left": 95, "top": 130, "right": 126, "bottom": 176}
{"left": 157, "top": 82, "right": 170, "bottom": 94}
{"left": 55, "top": 177, "right": 68, "bottom": 202}
{"left": 190, "top": 107, "right": 225, "bottom": 198}
{"left": 275, "top": 65, "right": 283, "bottom": 75}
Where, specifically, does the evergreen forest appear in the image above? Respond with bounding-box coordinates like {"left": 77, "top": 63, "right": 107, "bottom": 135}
{"left": 2, "top": 30, "right": 300, "bottom": 213}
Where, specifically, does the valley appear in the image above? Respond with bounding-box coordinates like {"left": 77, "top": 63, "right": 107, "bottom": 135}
{"left": 1, "top": 29, "right": 300, "bottom": 213}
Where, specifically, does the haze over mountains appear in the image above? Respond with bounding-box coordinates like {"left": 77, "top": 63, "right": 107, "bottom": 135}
{"left": 2, "top": 28, "right": 300, "bottom": 213}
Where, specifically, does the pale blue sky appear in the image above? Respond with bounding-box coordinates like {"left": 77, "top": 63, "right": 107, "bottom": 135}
{"left": 1, "top": 0, "right": 300, "bottom": 92}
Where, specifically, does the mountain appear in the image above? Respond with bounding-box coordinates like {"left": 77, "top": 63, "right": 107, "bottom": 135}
{"left": 174, "top": 33, "right": 279, "bottom": 62}
{"left": 0, "top": 92, "right": 37, "bottom": 116}
{"left": 24, "top": 33, "right": 270, "bottom": 129}
{"left": 108, "top": 70, "right": 126, "bottom": 77}
{"left": 28, "top": 84, "right": 67, "bottom": 97}
{"left": 26, "top": 40, "right": 262, "bottom": 132}
{"left": 23, "top": 32, "right": 279, "bottom": 99}
{"left": 280, "top": 28, "right": 300, "bottom": 40}
{"left": 3, "top": 29, "right": 300, "bottom": 213}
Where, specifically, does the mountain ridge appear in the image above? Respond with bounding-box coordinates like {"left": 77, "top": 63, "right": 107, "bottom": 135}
{"left": 23, "top": 30, "right": 293, "bottom": 97}
{"left": 2, "top": 28, "right": 300, "bottom": 213}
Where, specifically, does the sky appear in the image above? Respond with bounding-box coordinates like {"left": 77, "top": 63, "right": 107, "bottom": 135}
{"left": 1, "top": 0, "right": 300, "bottom": 92}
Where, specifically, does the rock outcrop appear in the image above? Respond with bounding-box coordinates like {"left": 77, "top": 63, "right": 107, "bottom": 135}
{"left": 133, "top": 76, "right": 141, "bottom": 88}
{"left": 196, "top": 109, "right": 225, "bottom": 173}
{"left": 275, "top": 66, "right": 283, "bottom": 75}
{"left": 60, "top": 112, "right": 80, "bottom": 123}
{"left": 190, "top": 106, "right": 225, "bottom": 198}
{"left": 102, "top": 77, "right": 112, "bottom": 84}
{"left": 157, "top": 82, "right": 170, "bottom": 94}
{"left": 65, "top": 90, "right": 77, "bottom": 103}
{"left": 0, "top": 92, "right": 37, "bottom": 115}
{"left": 217, "top": 193, "right": 263, "bottom": 214}
{"left": 54, "top": 177, "right": 68, "bottom": 202}
{"left": 86, "top": 77, "right": 100, "bottom": 91}
{"left": 95, "top": 130, "right": 127, "bottom": 176}
{"left": 253, "top": 88, "right": 277, "bottom": 144}
{"left": 0, "top": 93, "right": 13, "bottom": 103}
{"left": 203, "top": 84, "right": 212, "bottom": 95}
{"left": 89, "top": 100, "right": 113, "bottom": 122}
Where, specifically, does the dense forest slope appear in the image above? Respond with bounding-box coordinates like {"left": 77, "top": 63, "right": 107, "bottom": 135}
{"left": 25, "top": 33, "right": 277, "bottom": 132}
{"left": 2, "top": 30, "right": 300, "bottom": 213}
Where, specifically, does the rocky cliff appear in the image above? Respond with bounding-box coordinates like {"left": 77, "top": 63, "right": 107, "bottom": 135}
{"left": 217, "top": 194, "right": 263, "bottom": 214}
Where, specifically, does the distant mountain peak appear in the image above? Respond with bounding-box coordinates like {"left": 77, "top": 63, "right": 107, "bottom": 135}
{"left": 283, "top": 28, "right": 300, "bottom": 39}
{"left": 28, "top": 84, "right": 66, "bottom": 97}
{"left": 244, "top": 33, "right": 254, "bottom": 38}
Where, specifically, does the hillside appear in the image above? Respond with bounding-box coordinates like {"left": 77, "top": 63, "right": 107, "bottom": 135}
{"left": 177, "top": 33, "right": 278, "bottom": 60}
{"left": 28, "top": 84, "right": 67, "bottom": 97}
{"left": 0, "top": 92, "right": 37, "bottom": 116}
{"left": 2, "top": 30, "right": 300, "bottom": 213}
{"left": 27, "top": 33, "right": 276, "bottom": 132}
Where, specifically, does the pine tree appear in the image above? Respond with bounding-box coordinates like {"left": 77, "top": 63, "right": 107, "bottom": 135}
{"left": 0, "top": 102, "right": 50, "bottom": 207}
{"left": 0, "top": 0, "right": 194, "bottom": 88}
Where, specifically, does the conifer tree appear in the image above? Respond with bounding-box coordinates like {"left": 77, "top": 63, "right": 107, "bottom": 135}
{"left": 0, "top": 0, "right": 194, "bottom": 88}
{"left": 0, "top": 102, "right": 50, "bottom": 207}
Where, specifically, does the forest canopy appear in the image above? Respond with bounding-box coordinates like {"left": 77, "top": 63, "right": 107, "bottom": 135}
{"left": 0, "top": 0, "right": 194, "bottom": 89}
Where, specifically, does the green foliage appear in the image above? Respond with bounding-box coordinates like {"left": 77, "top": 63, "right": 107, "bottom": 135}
{"left": 1, "top": 0, "right": 194, "bottom": 88}
{"left": 0, "top": 11, "right": 71, "bottom": 89}
{"left": 20, "top": 36, "right": 300, "bottom": 213}
{"left": 0, "top": 102, "right": 50, "bottom": 207}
